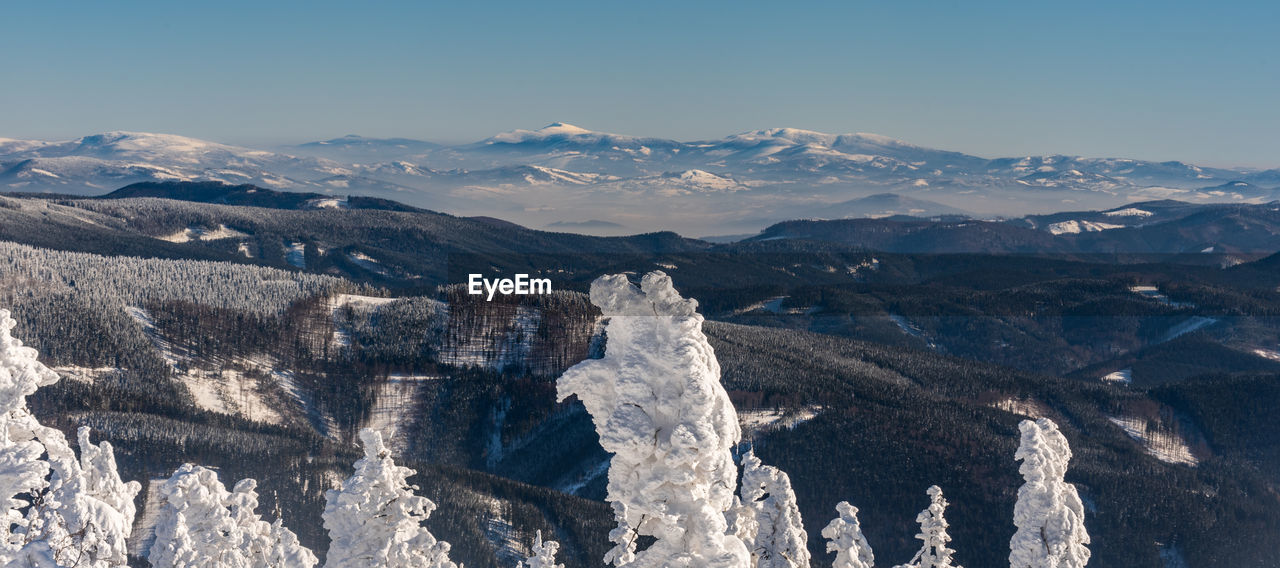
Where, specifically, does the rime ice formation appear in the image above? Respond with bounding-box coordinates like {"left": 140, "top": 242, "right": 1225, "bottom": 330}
{"left": 22, "top": 427, "right": 141, "bottom": 567}
{"left": 322, "top": 428, "right": 456, "bottom": 568}
{"left": 894, "top": 486, "right": 959, "bottom": 568}
{"left": 0, "top": 309, "right": 139, "bottom": 567}
{"left": 149, "top": 465, "right": 248, "bottom": 568}
{"left": 822, "top": 502, "right": 874, "bottom": 568}
{"left": 557, "top": 271, "right": 751, "bottom": 567}
{"left": 228, "top": 478, "right": 317, "bottom": 568}
{"left": 149, "top": 464, "right": 316, "bottom": 568}
{"left": 1010, "top": 419, "right": 1090, "bottom": 568}
{"left": 518, "top": 530, "right": 564, "bottom": 568}
{"left": 735, "top": 451, "right": 810, "bottom": 568}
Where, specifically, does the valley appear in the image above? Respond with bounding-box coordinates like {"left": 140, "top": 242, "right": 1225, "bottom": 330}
{"left": 1, "top": 182, "right": 1278, "bottom": 566}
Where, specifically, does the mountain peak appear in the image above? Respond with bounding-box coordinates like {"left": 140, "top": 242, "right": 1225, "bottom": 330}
{"left": 485, "top": 122, "right": 613, "bottom": 144}
{"left": 538, "top": 122, "right": 591, "bottom": 134}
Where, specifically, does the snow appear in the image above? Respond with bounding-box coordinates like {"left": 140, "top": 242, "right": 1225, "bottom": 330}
{"left": 1106, "top": 415, "right": 1198, "bottom": 467}
{"left": 323, "top": 429, "right": 457, "bottom": 567}
{"left": 490, "top": 122, "right": 595, "bottom": 143}
{"left": 734, "top": 451, "right": 810, "bottom": 568}
{"left": 158, "top": 224, "right": 249, "bottom": 244}
{"left": 362, "top": 373, "right": 439, "bottom": 454}
{"left": 739, "top": 406, "right": 822, "bottom": 438}
{"left": 305, "top": 196, "right": 349, "bottom": 209}
{"left": 1101, "top": 368, "right": 1132, "bottom": 384}
{"left": 889, "top": 315, "right": 938, "bottom": 349}
{"left": 329, "top": 293, "right": 398, "bottom": 349}
{"left": 347, "top": 251, "right": 389, "bottom": 275}
{"left": 50, "top": 365, "right": 121, "bottom": 385}
{"left": 518, "top": 531, "right": 564, "bottom": 568}
{"left": 0, "top": 311, "right": 140, "bottom": 567}
{"left": 1160, "top": 316, "right": 1216, "bottom": 342}
{"left": 149, "top": 464, "right": 316, "bottom": 568}
{"left": 480, "top": 495, "right": 525, "bottom": 566}
{"left": 894, "top": 486, "right": 959, "bottom": 568}
{"left": 557, "top": 271, "right": 750, "bottom": 567}
{"left": 126, "top": 306, "right": 300, "bottom": 425}
{"left": 127, "top": 478, "right": 168, "bottom": 556}
{"left": 823, "top": 502, "right": 874, "bottom": 568}
{"left": 284, "top": 241, "right": 306, "bottom": 268}
{"left": 1011, "top": 418, "right": 1090, "bottom": 568}
{"left": 440, "top": 305, "right": 539, "bottom": 372}
{"left": 1253, "top": 348, "right": 1280, "bottom": 362}
{"left": 991, "top": 397, "right": 1050, "bottom": 419}
{"left": 1046, "top": 220, "right": 1125, "bottom": 235}
{"left": 761, "top": 296, "right": 787, "bottom": 313}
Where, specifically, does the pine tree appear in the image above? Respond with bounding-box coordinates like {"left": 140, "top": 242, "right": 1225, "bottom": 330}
{"left": 558, "top": 272, "right": 751, "bottom": 568}
{"left": 518, "top": 530, "right": 563, "bottom": 568}
{"left": 736, "top": 450, "right": 810, "bottom": 568}
{"left": 894, "top": 486, "right": 960, "bottom": 568}
{"left": 322, "top": 428, "right": 456, "bottom": 568}
{"left": 1010, "top": 418, "right": 1090, "bottom": 568}
{"left": 822, "top": 501, "right": 874, "bottom": 568}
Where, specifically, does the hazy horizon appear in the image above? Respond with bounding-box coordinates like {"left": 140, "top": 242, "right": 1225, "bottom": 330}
{"left": 3, "top": 1, "right": 1278, "bottom": 168}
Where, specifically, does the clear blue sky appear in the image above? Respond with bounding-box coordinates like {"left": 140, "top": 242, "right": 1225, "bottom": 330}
{"left": 2, "top": 1, "right": 1277, "bottom": 166}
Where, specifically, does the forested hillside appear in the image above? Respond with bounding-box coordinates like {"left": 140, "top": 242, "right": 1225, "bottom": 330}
{"left": 0, "top": 183, "right": 1277, "bottom": 567}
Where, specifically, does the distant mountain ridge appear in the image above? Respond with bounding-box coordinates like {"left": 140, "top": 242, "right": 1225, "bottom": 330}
{"left": 750, "top": 199, "right": 1280, "bottom": 255}
{"left": 4, "top": 125, "right": 1278, "bottom": 236}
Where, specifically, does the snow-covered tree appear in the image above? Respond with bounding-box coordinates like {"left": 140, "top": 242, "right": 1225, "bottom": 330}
{"left": 557, "top": 271, "right": 751, "bottom": 568}
{"left": 20, "top": 426, "right": 141, "bottom": 568}
{"left": 0, "top": 309, "right": 139, "bottom": 567}
{"left": 228, "top": 478, "right": 317, "bottom": 568}
{"left": 323, "top": 428, "right": 456, "bottom": 568}
{"left": 822, "top": 501, "right": 874, "bottom": 568}
{"left": 518, "top": 530, "right": 563, "bottom": 568}
{"left": 1010, "top": 418, "right": 1090, "bottom": 568}
{"left": 735, "top": 450, "right": 810, "bottom": 568}
{"left": 149, "top": 464, "right": 249, "bottom": 568}
{"left": 894, "top": 486, "right": 959, "bottom": 568}
{"left": 150, "top": 465, "right": 315, "bottom": 568}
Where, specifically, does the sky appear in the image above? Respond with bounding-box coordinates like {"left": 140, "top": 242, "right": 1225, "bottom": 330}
{"left": 2, "top": 0, "right": 1278, "bottom": 166}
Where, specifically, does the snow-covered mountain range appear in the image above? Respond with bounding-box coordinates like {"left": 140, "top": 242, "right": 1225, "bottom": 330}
{"left": 3, "top": 125, "right": 1278, "bottom": 235}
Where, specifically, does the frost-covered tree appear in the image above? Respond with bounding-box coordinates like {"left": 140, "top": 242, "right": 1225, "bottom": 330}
{"left": 228, "top": 478, "right": 317, "bottom": 568}
{"left": 150, "top": 465, "right": 315, "bottom": 568}
{"left": 894, "top": 486, "right": 959, "bottom": 568}
{"left": 557, "top": 272, "right": 751, "bottom": 568}
{"left": 323, "top": 428, "right": 456, "bottom": 568}
{"left": 0, "top": 309, "right": 139, "bottom": 567}
{"left": 20, "top": 427, "right": 141, "bottom": 568}
{"left": 735, "top": 450, "right": 810, "bottom": 568}
{"left": 822, "top": 502, "right": 874, "bottom": 568}
{"left": 1010, "top": 418, "right": 1090, "bottom": 568}
{"left": 149, "top": 464, "right": 249, "bottom": 568}
{"left": 518, "top": 530, "right": 563, "bottom": 568}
